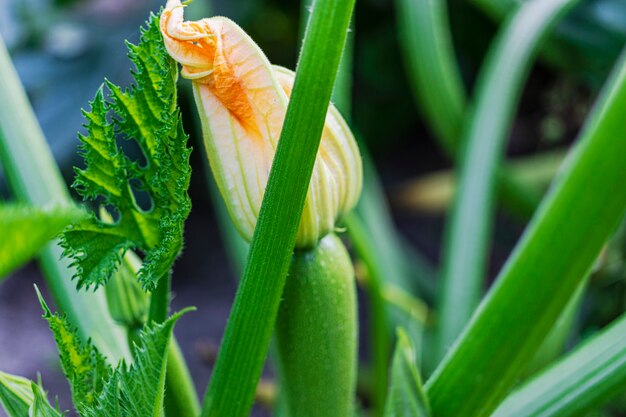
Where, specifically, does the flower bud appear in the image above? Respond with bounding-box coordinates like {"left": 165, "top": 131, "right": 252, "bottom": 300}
{"left": 160, "top": 0, "right": 362, "bottom": 248}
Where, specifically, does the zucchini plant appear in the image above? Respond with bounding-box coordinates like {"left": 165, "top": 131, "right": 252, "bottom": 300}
{"left": 2, "top": 0, "right": 626, "bottom": 416}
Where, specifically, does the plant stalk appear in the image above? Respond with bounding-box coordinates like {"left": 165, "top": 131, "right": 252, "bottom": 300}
{"left": 200, "top": 0, "right": 356, "bottom": 415}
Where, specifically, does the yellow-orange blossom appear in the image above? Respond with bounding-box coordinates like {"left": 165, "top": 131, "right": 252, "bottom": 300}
{"left": 160, "top": 0, "right": 362, "bottom": 248}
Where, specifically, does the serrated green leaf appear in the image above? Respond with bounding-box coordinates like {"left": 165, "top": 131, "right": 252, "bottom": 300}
{"left": 39, "top": 286, "right": 191, "bottom": 417}
{"left": 61, "top": 13, "right": 191, "bottom": 291}
{"left": 81, "top": 309, "right": 191, "bottom": 417}
{"left": 36, "top": 288, "right": 112, "bottom": 413}
{"left": 0, "top": 371, "right": 32, "bottom": 416}
{"left": 0, "top": 204, "right": 86, "bottom": 279}
{"left": 384, "top": 329, "right": 431, "bottom": 417}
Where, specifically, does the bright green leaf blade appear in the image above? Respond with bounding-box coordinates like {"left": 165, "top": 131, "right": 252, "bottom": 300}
{"left": 384, "top": 329, "right": 430, "bottom": 417}
{"left": 493, "top": 310, "right": 626, "bottom": 417}
{"left": 62, "top": 14, "right": 191, "bottom": 291}
{"left": 0, "top": 33, "right": 129, "bottom": 362}
{"left": 0, "top": 204, "right": 85, "bottom": 279}
{"left": 435, "top": 0, "right": 578, "bottom": 361}
{"left": 524, "top": 276, "right": 587, "bottom": 377}
{"left": 200, "top": 0, "right": 356, "bottom": 416}
{"left": 426, "top": 47, "right": 626, "bottom": 417}
{"left": 0, "top": 371, "right": 32, "bottom": 417}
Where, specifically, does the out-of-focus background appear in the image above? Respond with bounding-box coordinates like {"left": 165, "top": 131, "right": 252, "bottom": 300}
{"left": 2, "top": 0, "right": 626, "bottom": 415}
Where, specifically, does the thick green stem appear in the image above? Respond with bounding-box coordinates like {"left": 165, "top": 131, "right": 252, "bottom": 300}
{"left": 275, "top": 234, "right": 357, "bottom": 417}
{"left": 149, "top": 272, "right": 172, "bottom": 324}
{"left": 199, "top": 0, "right": 356, "bottom": 414}
{"left": 165, "top": 339, "right": 201, "bottom": 417}
{"left": 146, "top": 273, "right": 200, "bottom": 417}
{"left": 0, "top": 32, "right": 129, "bottom": 362}
{"left": 344, "top": 213, "right": 390, "bottom": 416}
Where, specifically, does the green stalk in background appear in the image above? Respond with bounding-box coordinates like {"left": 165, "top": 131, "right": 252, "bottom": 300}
{"left": 345, "top": 212, "right": 392, "bottom": 417}
{"left": 199, "top": 0, "right": 356, "bottom": 415}
{"left": 395, "top": 0, "right": 541, "bottom": 219}
{"left": 0, "top": 33, "right": 129, "bottom": 362}
{"left": 426, "top": 46, "right": 626, "bottom": 417}
{"left": 471, "top": 0, "right": 514, "bottom": 20}
{"left": 395, "top": 0, "right": 464, "bottom": 153}
{"left": 435, "top": 0, "right": 577, "bottom": 361}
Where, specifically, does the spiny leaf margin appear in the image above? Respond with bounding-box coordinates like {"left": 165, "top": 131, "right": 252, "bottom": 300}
{"left": 61, "top": 11, "right": 191, "bottom": 291}
{"left": 37, "top": 286, "right": 192, "bottom": 417}
{"left": 36, "top": 286, "right": 111, "bottom": 413}
{"left": 80, "top": 309, "right": 192, "bottom": 417}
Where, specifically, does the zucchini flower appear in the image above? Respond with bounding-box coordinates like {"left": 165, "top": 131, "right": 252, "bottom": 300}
{"left": 160, "top": 0, "right": 362, "bottom": 248}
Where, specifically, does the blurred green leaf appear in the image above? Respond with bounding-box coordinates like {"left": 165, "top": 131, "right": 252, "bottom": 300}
{"left": 30, "top": 382, "right": 63, "bottom": 417}
{"left": 0, "top": 204, "right": 85, "bottom": 279}
{"left": 384, "top": 328, "right": 431, "bottom": 417}
{"left": 0, "top": 371, "right": 63, "bottom": 417}
{"left": 472, "top": 0, "right": 626, "bottom": 85}
{"left": 0, "top": 371, "right": 32, "bottom": 417}
{"left": 395, "top": 0, "right": 464, "bottom": 152}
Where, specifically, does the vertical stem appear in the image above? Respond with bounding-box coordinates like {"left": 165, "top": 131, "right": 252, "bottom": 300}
{"left": 149, "top": 272, "right": 172, "bottom": 324}
{"left": 344, "top": 214, "right": 389, "bottom": 417}
{"left": 165, "top": 339, "right": 201, "bottom": 417}
{"left": 200, "top": 0, "right": 356, "bottom": 414}
{"left": 147, "top": 272, "right": 200, "bottom": 417}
